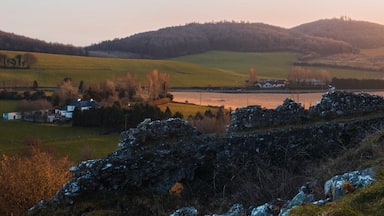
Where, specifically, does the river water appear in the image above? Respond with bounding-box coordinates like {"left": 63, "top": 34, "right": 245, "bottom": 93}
{"left": 171, "top": 90, "right": 384, "bottom": 110}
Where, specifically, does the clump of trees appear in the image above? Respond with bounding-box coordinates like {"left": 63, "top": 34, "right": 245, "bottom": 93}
{"left": 72, "top": 103, "right": 172, "bottom": 132}
{"left": 188, "top": 107, "right": 230, "bottom": 134}
{"left": 287, "top": 66, "right": 331, "bottom": 88}
{"left": 0, "top": 140, "right": 73, "bottom": 216}
{"left": 52, "top": 70, "right": 172, "bottom": 108}
{"left": 0, "top": 52, "right": 37, "bottom": 68}
{"left": 0, "top": 30, "right": 86, "bottom": 56}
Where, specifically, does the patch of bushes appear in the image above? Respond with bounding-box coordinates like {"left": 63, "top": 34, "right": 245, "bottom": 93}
{"left": 0, "top": 145, "right": 74, "bottom": 216}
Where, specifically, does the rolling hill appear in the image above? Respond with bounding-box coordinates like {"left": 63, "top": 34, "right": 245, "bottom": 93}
{"left": 85, "top": 22, "right": 354, "bottom": 59}
{"left": 3, "top": 18, "right": 384, "bottom": 60}
{"left": 291, "top": 18, "right": 384, "bottom": 49}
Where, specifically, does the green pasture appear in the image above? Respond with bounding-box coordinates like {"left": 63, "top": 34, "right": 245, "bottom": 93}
{"left": 0, "top": 50, "right": 244, "bottom": 88}
{"left": 0, "top": 120, "right": 119, "bottom": 161}
{"left": 0, "top": 98, "right": 118, "bottom": 161}
{"left": 1, "top": 50, "right": 382, "bottom": 90}
{"left": 173, "top": 51, "right": 297, "bottom": 80}
{"left": 173, "top": 51, "right": 384, "bottom": 80}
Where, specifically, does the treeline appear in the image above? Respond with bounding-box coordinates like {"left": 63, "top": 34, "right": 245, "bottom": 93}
{"left": 86, "top": 22, "right": 354, "bottom": 59}
{"left": 72, "top": 103, "right": 181, "bottom": 132}
{"left": 331, "top": 78, "right": 384, "bottom": 89}
{"left": 0, "top": 30, "right": 86, "bottom": 56}
{"left": 0, "top": 52, "right": 37, "bottom": 68}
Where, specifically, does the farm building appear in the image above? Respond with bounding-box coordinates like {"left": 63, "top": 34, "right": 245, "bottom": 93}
{"left": 2, "top": 112, "right": 22, "bottom": 120}
{"left": 58, "top": 99, "right": 100, "bottom": 119}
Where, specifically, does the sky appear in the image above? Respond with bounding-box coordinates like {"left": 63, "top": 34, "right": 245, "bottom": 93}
{"left": 1, "top": 0, "right": 383, "bottom": 47}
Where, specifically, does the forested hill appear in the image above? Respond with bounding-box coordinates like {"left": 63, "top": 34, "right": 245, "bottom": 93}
{"left": 0, "top": 30, "right": 86, "bottom": 56}
{"left": 291, "top": 18, "right": 384, "bottom": 49}
{"left": 86, "top": 22, "right": 354, "bottom": 59}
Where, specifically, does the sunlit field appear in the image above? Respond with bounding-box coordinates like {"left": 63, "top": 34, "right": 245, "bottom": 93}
{"left": 157, "top": 102, "right": 223, "bottom": 118}
{"left": 0, "top": 50, "right": 244, "bottom": 88}
{"left": 2, "top": 50, "right": 382, "bottom": 90}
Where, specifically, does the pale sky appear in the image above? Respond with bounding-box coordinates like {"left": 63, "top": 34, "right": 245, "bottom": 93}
{"left": 1, "top": 0, "right": 383, "bottom": 46}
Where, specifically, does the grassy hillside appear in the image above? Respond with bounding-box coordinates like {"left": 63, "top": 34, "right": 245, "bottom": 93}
{"left": 0, "top": 50, "right": 244, "bottom": 88}
{"left": 173, "top": 51, "right": 297, "bottom": 80}
{"left": 174, "top": 51, "right": 384, "bottom": 80}
{"left": 1, "top": 50, "right": 383, "bottom": 90}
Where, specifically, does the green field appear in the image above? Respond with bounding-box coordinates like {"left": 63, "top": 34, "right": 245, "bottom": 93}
{"left": 0, "top": 50, "right": 244, "bottom": 88}
{"left": 1, "top": 50, "right": 382, "bottom": 89}
{"left": 0, "top": 99, "right": 118, "bottom": 161}
{"left": 173, "top": 50, "right": 384, "bottom": 80}
{"left": 173, "top": 51, "right": 297, "bottom": 80}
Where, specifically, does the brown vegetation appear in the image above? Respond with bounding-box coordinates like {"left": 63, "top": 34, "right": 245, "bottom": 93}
{"left": 0, "top": 145, "right": 74, "bottom": 215}
{"left": 287, "top": 66, "right": 331, "bottom": 86}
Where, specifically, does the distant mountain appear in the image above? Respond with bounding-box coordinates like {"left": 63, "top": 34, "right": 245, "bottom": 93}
{"left": 0, "top": 30, "right": 86, "bottom": 56}
{"left": 291, "top": 18, "right": 384, "bottom": 49}
{"left": 86, "top": 22, "right": 354, "bottom": 59}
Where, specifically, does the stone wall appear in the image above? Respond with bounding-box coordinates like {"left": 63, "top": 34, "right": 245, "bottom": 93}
{"left": 29, "top": 91, "right": 384, "bottom": 215}
{"left": 227, "top": 90, "right": 384, "bottom": 132}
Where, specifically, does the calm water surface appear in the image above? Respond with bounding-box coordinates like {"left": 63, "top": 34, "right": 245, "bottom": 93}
{"left": 171, "top": 91, "right": 384, "bottom": 109}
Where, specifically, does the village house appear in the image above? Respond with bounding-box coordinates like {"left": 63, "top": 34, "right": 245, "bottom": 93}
{"left": 58, "top": 99, "right": 100, "bottom": 119}
{"left": 2, "top": 99, "right": 100, "bottom": 123}
{"left": 255, "top": 80, "right": 286, "bottom": 88}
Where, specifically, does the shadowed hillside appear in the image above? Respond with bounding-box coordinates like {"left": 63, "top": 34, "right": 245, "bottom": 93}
{"left": 86, "top": 22, "right": 354, "bottom": 59}
{"left": 292, "top": 18, "right": 384, "bottom": 49}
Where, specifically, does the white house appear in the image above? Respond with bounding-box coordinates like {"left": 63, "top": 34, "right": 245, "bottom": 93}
{"left": 255, "top": 80, "right": 286, "bottom": 88}
{"left": 58, "top": 99, "right": 101, "bottom": 119}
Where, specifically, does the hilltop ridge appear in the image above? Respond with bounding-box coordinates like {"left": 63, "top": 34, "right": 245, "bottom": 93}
{"left": 4, "top": 18, "right": 384, "bottom": 59}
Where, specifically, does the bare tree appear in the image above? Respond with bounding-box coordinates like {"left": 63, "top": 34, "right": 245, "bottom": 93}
{"left": 288, "top": 66, "right": 331, "bottom": 86}
{"left": 55, "top": 79, "right": 78, "bottom": 106}
{"left": 116, "top": 72, "right": 137, "bottom": 99}
{"left": 146, "top": 70, "right": 170, "bottom": 100}
{"left": 246, "top": 67, "right": 258, "bottom": 87}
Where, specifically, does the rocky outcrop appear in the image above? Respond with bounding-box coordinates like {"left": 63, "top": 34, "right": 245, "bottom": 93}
{"left": 29, "top": 91, "right": 384, "bottom": 215}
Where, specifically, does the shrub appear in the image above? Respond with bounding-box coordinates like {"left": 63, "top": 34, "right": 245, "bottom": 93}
{"left": 0, "top": 148, "right": 74, "bottom": 215}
